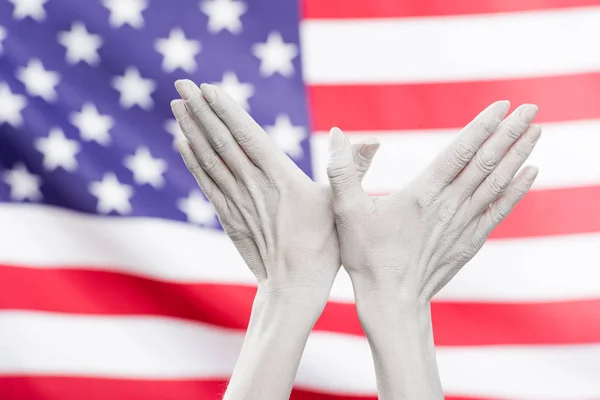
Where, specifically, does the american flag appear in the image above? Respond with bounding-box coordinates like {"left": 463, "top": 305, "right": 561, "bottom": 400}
{"left": 1, "top": 0, "right": 599, "bottom": 398}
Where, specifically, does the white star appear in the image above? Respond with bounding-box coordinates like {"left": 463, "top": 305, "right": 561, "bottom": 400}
{"left": 34, "top": 127, "right": 80, "bottom": 172}
{"left": 178, "top": 190, "right": 217, "bottom": 225}
{"left": 155, "top": 27, "right": 201, "bottom": 73}
{"left": 0, "top": 83, "right": 27, "bottom": 127}
{"left": 2, "top": 163, "right": 42, "bottom": 201}
{"left": 265, "top": 114, "right": 306, "bottom": 159}
{"left": 103, "top": 0, "right": 147, "bottom": 29}
{"left": 0, "top": 26, "right": 6, "bottom": 54}
{"left": 124, "top": 147, "right": 167, "bottom": 188}
{"left": 57, "top": 22, "right": 103, "bottom": 66}
{"left": 164, "top": 119, "right": 184, "bottom": 150}
{"left": 8, "top": 0, "right": 48, "bottom": 21}
{"left": 89, "top": 173, "right": 133, "bottom": 215}
{"left": 70, "top": 103, "right": 114, "bottom": 145}
{"left": 252, "top": 31, "right": 298, "bottom": 77}
{"left": 213, "top": 71, "right": 254, "bottom": 111}
{"left": 112, "top": 67, "right": 156, "bottom": 110}
{"left": 16, "top": 59, "right": 61, "bottom": 102}
{"left": 200, "top": 0, "right": 246, "bottom": 34}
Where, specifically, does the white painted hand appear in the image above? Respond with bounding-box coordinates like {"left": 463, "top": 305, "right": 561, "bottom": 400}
{"left": 327, "top": 101, "right": 541, "bottom": 301}
{"left": 171, "top": 80, "right": 380, "bottom": 309}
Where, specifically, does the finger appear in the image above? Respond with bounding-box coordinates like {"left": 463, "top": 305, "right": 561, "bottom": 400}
{"left": 351, "top": 138, "right": 381, "bottom": 182}
{"left": 176, "top": 139, "right": 226, "bottom": 211}
{"left": 477, "top": 166, "right": 539, "bottom": 237}
{"left": 450, "top": 103, "right": 538, "bottom": 201}
{"left": 424, "top": 101, "right": 511, "bottom": 194}
{"left": 175, "top": 80, "right": 256, "bottom": 181}
{"left": 171, "top": 99, "right": 237, "bottom": 196}
{"left": 327, "top": 127, "right": 366, "bottom": 208}
{"left": 469, "top": 124, "right": 541, "bottom": 216}
{"left": 199, "top": 82, "right": 296, "bottom": 174}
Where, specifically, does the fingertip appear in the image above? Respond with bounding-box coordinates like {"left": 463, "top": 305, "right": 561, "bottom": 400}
{"left": 170, "top": 99, "right": 186, "bottom": 118}
{"left": 329, "top": 127, "right": 347, "bottom": 152}
{"left": 359, "top": 141, "right": 381, "bottom": 159}
{"left": 175, "top": 79, "right": 197, "bottom": 101}
{"left": 524, "top": 165, "right": 539, "bottom": 181}
{"left": 200, "top": 83, "right": 217, "bottom": 104}
{"left": 516, "top": 103, "right": 539, "bottom": 124}
{"left": 494, "top": 100, "right": 511, "bottom": 115}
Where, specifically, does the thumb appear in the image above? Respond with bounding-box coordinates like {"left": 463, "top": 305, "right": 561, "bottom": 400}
{"left": 327, "top": 127, "right": 364, "bottom": 205}
{"left": 351, "top": 138, "right": 381, "bottom": 182}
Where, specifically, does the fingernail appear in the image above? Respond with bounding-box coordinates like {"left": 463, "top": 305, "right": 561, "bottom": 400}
{"left": 519, "top": 104, "right": 539, "bottom": 124}
{"left": 525, "top": 166, "right": 539, "bottom": 181}
{"left": 329, "top": 127, "right": 345, "bottom": 152}
{"left": 200, "top": 83, "right": 217, "bottom": 104}
{"left": 360, "top": 142, "right": 380, "bottom": 158}
{"left": 175, "top": 79, "right": 196, "bottom": 100}
{"left": 170, "top": 99, "right": 186, "bottom": 118}
{"left": 176, "top": 140, "right": 189, "bottom": 154}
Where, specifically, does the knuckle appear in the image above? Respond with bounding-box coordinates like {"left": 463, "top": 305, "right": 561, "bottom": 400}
{"left": 187, "top": 97, "right": 212, "bottom": 117}
{"left": 474, "top": 150, "right": 496, "bottom": 174}
{"left": 413, "top": 189, "right": 432, "bottom": 211}
{"left": 221, "top": 221, "right": 247, "bottom": 241}
{"left": 491, "top": 203, "right": 509, "bottom": 223}
{"left": 452, "top": 142, "right": 476, "bottom": 166}
{"left": 438, "top": 200, "right": 457, "bottom": 223}
{"left": 177, "top": 114, "right": 195, "bottom": 134}
{"left": 188, "top": 161, "right": 204, "bottom": 176}
{"left": 513, "top": 142, "right": 532, "bottom": 161}
{"left": 486, "top": 173, "right": 510, "bottom": 194}
{"left": 212, "top": 100, "right": 233, "bottom": 118}
{"left": 198, "top": 150, "right": 219, "bottom": 172}
{"left": 328, "top": 167, "right": 353, "bottom": 188}
{"left": 230, "top": 122, "right": 255, "bottom": 145}
{"left": 503, "top": 121, "right": 525, "bottom": 140}
{"left": 210, "top": 134, "right": 231, "bottom": 154}
{"left": 326, "top": 159, "right": 350, "bottom": 181}
{"left": 474, "top": 119, "right": 495, "bottom": 137}
{"left": 354, "top": 155, "right": 370, "bottom": 176}
{"left": 466, "top": 237, "right": 484, "bottom": 256}
{"left": 511, "top": 184, "right": 527, "bottom": 199}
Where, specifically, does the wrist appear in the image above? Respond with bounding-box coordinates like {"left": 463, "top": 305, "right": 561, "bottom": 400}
{"left": 351, "top": 290, "right": 442, "bottom": 400}
{"left": 251, "top": 285, "right": 325, "bottom": 332}
{"left": 223, "top": 288, "right": 323, "bottom": 400}
{"left": 350, "top": 269, "right": 429, "bottom": 305}
{"left": 354, "top": 292, "right": 432, "bottom": 336}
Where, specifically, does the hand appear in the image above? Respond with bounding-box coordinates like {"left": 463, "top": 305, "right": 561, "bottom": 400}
{"left": 325, "top": 101, "right": 540, "bottom": 399}
{"left": 171, "top": 79, "right": 380, "bottom": 400}
{"left": 172, "top": 80, "right": 380, "bottom": 310}
{"left": 327, "top": 101, "right": 540, "bottom": 301}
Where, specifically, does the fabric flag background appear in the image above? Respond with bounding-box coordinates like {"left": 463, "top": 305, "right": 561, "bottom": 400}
{"left": 0, "top": 0, "right": 599, "bottom": 399}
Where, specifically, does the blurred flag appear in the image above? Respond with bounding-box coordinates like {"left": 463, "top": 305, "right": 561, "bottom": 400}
{"left": 1, "top": 0, "right": 599, "bottom": 399}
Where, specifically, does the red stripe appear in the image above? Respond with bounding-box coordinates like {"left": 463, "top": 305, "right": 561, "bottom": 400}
{"left": 303, "top": 0, "right": 600, "bottom": 19}
{"left": 309, "top": 73, "right": 600, "bottom": 132}
{"left": 2, "top": 265, "right": 600, "bottom": 346}
{"left": 490, "top": 185, "right": 600, "bottom": 239}
{"left": 370, "top": 186, "right": 600, "bottom": 239}
{"left": 0, "top": 376, "right": 494, "bottom": 400}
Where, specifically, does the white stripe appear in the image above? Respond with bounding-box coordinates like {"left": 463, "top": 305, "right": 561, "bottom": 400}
{"left": 0, "top": 204, "right": 598, "bottom": 302}
{"left": 301, "top": 7, "right": 600, "bottom": 84}
{"left": 1, "top": 311, "right": 600, "bottom": 399}
{"left": 0, "top": 203, "right": 254, "bottom": 284}
{"left": 310, "top": 120, "right": 600, "bottom": 194}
